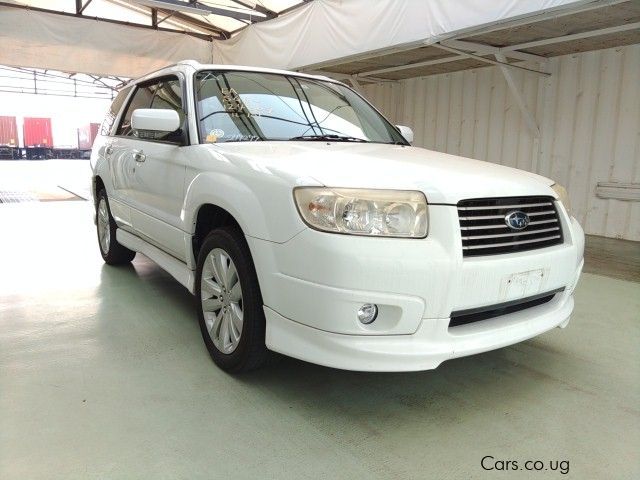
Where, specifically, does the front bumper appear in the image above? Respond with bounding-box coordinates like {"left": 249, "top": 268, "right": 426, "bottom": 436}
{"left": 264, "top": 284, "right": 577, "bottom": 372}
{"left": 247, "top": 205, "right": 584, "bottom": 371}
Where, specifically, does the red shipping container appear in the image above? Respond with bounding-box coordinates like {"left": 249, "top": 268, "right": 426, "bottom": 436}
{"left": 78, "top": 122, "right": 101, "bottom": 150}
{"left": 23, "top": 117, "right": 53, "bottom": 147}
{"left": 90, "top": 122, "right": 100, "bottom": 146}
{"left": 0, "top": 116, "right": 18, "bottom": 147}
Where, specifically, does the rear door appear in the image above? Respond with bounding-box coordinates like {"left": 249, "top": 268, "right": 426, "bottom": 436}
{"left": 96, "top": 85, "right": 133, "bottom": 228}
{"left": 112, "top": 76, "right": 189, "bottom": 261}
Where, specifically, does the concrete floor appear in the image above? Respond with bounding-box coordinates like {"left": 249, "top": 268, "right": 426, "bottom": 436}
{"left": 583, "top": 234, "right": 640, "bottom": 283}
{"left": 0, "top": 159, "right": 91, "bottom": 201}
{"left": 0, "top": 167, "right": 639, "bottom": 479}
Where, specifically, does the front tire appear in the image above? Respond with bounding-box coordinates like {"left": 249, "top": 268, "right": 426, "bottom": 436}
{"left": 196, "top": 226, "right": 268, "bottom": 373}
{"left": 96, "top": 189, "right": 136, "bottom": 265}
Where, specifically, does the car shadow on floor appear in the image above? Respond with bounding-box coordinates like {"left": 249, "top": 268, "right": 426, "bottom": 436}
{"left": 99, "top": 255, "right": 571, "bottom": 424}
{"left": 237, "top": 346, "right": 562, "bottom": 418}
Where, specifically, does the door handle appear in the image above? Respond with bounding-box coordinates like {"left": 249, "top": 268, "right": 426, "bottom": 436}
{"left": 105, "top": 145, "right": 113, "bottom": 156}
{"left": 133, "top": 150, "right": 146, "bottom": 163}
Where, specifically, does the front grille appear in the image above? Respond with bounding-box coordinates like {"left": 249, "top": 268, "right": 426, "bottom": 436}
{"left": 457, "top": 196, "right": 563, "bottom": 256}
{"left": 449, "top": 288, "right": 564, "bottom": 328}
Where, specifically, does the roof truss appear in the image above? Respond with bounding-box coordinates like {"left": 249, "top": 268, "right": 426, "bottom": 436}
{"left": 0, "top": 0, "right": 310, "bottom": 40}
{"left": 127, "top": 0, "right": 269, "bottom": 23}
{"left": 75, "top": 0, "right": 94, "bottom": 14}
{"left": 0, "top": 0, "right": 219, "bottom": 40}
{"left": 0, "top": 64, "right": 128, "bottom": 99}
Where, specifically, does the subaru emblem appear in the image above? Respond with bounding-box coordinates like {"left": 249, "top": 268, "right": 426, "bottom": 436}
{"left": 505, "top": 210, "right": 530, "bottom": 230}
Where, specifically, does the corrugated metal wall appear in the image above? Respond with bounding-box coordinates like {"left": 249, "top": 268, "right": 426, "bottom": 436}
{"left": 363, "top": 44, "right": 640, "bottom": 241}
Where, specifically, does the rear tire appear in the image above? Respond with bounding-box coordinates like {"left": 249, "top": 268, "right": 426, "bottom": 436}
{"left": 196, "top": 226, "right": 269, "bottom": 373}
{"left": 96, "top": 189, "right": 136, "bottom": 265}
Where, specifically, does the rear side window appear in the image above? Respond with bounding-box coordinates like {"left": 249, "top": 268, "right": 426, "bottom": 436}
{"left": 100, "top": 86, "right": 132, "bottom": 136}
{"left": 116, "top": 77, "right": 185, "bottom": 143}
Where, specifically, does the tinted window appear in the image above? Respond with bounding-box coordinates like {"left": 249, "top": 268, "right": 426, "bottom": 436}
{"left": 116, "top": 77, "right": 185, "bottom": 143}
{"left": 116, "top": 84, "right": 155, "bottom": 137}
{"left": 194, "top": 71, "right": 406, "bottom": 145}
{"left": 100, "top": 86, "right": 132, "bottom": 136}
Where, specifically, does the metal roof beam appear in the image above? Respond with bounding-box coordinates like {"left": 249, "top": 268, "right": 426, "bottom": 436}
{"left": 129, "top": 0, "right": 267, "bottom": 22}
{"left": 106, "top": 0, "right": 229, "bottom": 37}
{"left": 229, "top": 0, "right": 310, "bottom": 34}
{"left": 156, "top": 10, "right": 177, "bottom": 25}
{"left": 155, "top": 8, "right": 230, "bottom": 37}
{"left": 77, "top": 0, "right": 94, "bottom": 14}
{"left": 158, "top": 9, "right": 231, "bottom": 38}
{"left": 87, "top": 74, "right": 119, "bottom": 91}
{"left": 228, "top": 0, "right": 277, "bottom": 19}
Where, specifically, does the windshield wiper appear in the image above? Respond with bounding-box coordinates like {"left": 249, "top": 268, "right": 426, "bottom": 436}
{"left": 289, "top": 134, "right": 369, "bottom": 143}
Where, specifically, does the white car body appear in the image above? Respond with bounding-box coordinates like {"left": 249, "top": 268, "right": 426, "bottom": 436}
{"left": 91, "top": 60, "right": 584, "bottom": 372}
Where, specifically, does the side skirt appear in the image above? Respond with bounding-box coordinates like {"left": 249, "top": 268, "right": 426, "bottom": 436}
{"left": 116, "top": 228, "right": 196, "bottom": 294}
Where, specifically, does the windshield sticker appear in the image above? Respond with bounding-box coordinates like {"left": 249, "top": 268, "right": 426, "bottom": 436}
{"left": 226, "top": 134, "right": 261, "bottom": 142}
{"left": 206, "top": 129, "right": 225, "bottom": 143}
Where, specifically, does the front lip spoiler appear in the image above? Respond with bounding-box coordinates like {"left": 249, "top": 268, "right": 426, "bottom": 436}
{"left": 263, "top": 293, "right": 575, "bottom": 372}
{"left": 449, "top": 287, "right": 566, "bottom": 327}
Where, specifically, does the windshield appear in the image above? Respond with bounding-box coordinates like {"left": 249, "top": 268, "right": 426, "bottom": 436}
{"left": 194, "top": 70, "right": 408, "bottom": 145}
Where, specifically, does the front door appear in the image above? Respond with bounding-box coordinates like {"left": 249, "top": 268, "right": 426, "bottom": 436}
{"left": 113, "top": 75, "right": 189, "bottom": 261}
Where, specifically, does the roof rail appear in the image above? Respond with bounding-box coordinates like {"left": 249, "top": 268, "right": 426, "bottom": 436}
{"left": 177, "top": 60, "right": 201, "bottom": 68}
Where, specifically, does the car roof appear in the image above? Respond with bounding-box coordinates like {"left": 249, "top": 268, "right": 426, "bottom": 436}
{"left": 130, "top": 60, "right": 339, "bottom": 87}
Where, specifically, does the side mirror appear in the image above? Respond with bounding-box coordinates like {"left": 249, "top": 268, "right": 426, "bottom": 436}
{"left": 131, "top": 108, "right": 180, "bottom": 133}
{"left": 396, "top": 125, "right": 414, "bottom": 144}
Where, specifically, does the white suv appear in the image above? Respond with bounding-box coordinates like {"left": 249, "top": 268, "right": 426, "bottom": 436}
{"left": 91, "top": 60, "right": 584, "bottom": 373}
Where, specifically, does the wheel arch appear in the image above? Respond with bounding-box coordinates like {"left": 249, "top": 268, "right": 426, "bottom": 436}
{"left": 184, "top": 172, "right": 272, "bottom": 241}
{"left": 93, "top": 175, "right": 105, "bottom": 206}
{"left": 183, "top": 171, "right": 306, "bottom": 244}
{"left": 192, "top": 203, "right": 244, "bottom": 260}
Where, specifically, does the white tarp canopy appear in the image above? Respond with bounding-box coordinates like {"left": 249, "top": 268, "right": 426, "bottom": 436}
{"left": 214, "top": 0, "right": 591, "bottom": 70}
{"left": 0, "top": 7, "right": 214, "bottom": 78}
{"left": 0, "top": 0, "right": 307, "bottom": 78}
{"left": 0, "top": 0, "right": 610, "bottom": 78}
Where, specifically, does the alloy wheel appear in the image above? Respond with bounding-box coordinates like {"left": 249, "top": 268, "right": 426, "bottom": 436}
{"left": 97, "top": 198, "right": 110, "bottom": 254}
{"left": 201, "top": 248, "right": 244, "bottom": 353}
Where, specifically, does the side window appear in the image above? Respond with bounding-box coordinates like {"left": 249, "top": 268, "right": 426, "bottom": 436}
{"left": 115, "top": 77, "right": 185, "bottom": 143}
{"left": 149, "top": 79, "right": 185, "bottom": 143}
{"left": 115, "top": 84, "right": 155, "bottom": 137}
{"left": 100, "top": 86, "right": 132, "bottom": 136}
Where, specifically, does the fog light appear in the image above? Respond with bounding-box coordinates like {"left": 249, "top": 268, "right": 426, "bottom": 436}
{"left": 357, "top": 303, "right": 378, "bottom": 324}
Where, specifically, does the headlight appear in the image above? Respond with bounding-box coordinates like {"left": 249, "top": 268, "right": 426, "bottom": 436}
{"left": 294, "top": 187, "right": 428, "bottom": 238}
{"left": 551, "top": 183, "right": 572, "bottom": 216}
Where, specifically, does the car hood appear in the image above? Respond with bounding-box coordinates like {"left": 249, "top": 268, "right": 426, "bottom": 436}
{"left": 208, "top": 142, "right": 556, "bottom": 204}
